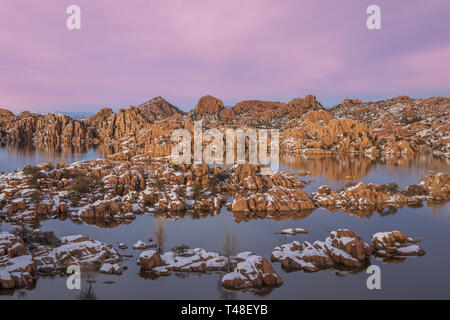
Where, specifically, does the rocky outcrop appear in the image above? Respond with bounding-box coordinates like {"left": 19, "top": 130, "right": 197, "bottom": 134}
{"left": 139, "top": 248, "right": 231, "bottom": 273}
{"left": 139, "top": 250, "right": 164, "bottom": 270}
{"left": 0, "top": 232, "right": 36, "bottom": 289}
{"left": 0, "top": 97, "right": 183, "bottom": 151}
{"left": 138, "top": 96, "right": 184, "bottom": 121}
{"left": 193, "top": 95, "right": 224, "bottom": 120}
{"left": 231, "top": 186, "right": 315, "bottom": 214}
{"left": 272, "top": 229, "right": 426, "bottom": 273}
{"left": 330, "top": 96, "right": 450, "bottom": 158}
{"left": 221, "top": 252, "right": 282, "bottom": 289}
{"left": 271, "top": 229, "right": 372, "bottom": 272}
{"left": 278, "top": 228, "right": 308, "bottom": 235}
{"left": 31, "top": 234, "right": 122, "bottom": 274}
{"left": 0, "top": 156, "right": 445, "bottom": 225}
{"left": 421, "top": 171, "right": 449, "bottom": 200}
{"left": 133, "top": 240, "right": 155, "bottom": 250}
{"left": 99, "top": 262, "right": 123, "bottom": 275}
{"left": 1, "top": 231, "right": 123, "bottom": 288}
{"left": 2, "top": 94, "right": 448, "bottom": 159}
{"left": 311, "top": 182, "right": 420, "bottom": 211}
{"left": 372, "top": 231, "right": 425, "bottom": 257}
{"left": 283, "top": 95, "right": 325, "bottom": 118}
{"left": 281, "top": 111, "right": 375, "bottom": 155}
{"left": 226, "top": 95, "right": 324, "bottom": 127}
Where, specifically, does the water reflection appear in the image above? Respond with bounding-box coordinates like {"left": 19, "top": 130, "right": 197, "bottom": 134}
{"left": 0, "top": 145, "right": 107, "bottom": 173}
{"left": 1, "top": 149, "right": 449, "bottom": 299}
{"left": 281, "top": 154, "right": 376, "bottom": 181}
{"left": 281, "top": 154, "right": 449, "bottom": 185}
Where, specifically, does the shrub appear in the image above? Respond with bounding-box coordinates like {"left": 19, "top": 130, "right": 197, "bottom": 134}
{"left": 69, "top": 175, "right": 103, "bottom": 194}
{"left": 43, "top": 162, "right": 54, "bottom": 172}
{"left": 55, "top": 162, "right": 67, "bottom": 170}
{"left": 13, "top": 227, "right": 61, "bottom": 247}
{"left": 155, "top": 179, "right": 166, "bottom": 191}
{"left": 192, "top": 182, "right": 203, "bottom": 200}
{"left": 210, "top": 181, "right": 218, "bottom": 196}
{"left": 386, "top": 182, "right": 399, "bottom": 192}
{"left": 214, "top": 171, "right": 229, "bottom": 182}
{"left": 175, "top": 186, "right": 186, "bottom": 198}
{"left": 170, "top": 244, "right": 190, "bottom": 256}
{"left": 23, "top": 165, "right": 44, "bottom": 188}
{"left": 67, "top": 190, "right": 81, "bottom": 206}
{"left": 30, "top": 190, "right": 43, "bottom": 203}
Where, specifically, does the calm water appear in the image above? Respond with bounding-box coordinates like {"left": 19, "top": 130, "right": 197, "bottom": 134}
{"left": 0, "top": 146, "right": 105, "bottom": 173}
{"left": 0, "top": 150, "right": 449, "bottom": 299}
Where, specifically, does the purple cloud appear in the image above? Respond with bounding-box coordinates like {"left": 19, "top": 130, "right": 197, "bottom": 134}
{"left": 0, "top": 0, "right": 449, "bottom": 112}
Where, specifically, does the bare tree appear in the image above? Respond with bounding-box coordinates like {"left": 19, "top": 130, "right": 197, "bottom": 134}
{"left": 153, "top": 216, "right": 167, "bottom": 254}
{"left": 77, "top": 263, "right": 98, "bottom": 300}
{"left": 222, "top": 231, "right": 239, "bottom": 272}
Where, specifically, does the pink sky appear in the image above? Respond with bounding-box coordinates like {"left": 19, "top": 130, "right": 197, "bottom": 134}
{"left": 1, "top": 0, "right": 449, "bottom": 112}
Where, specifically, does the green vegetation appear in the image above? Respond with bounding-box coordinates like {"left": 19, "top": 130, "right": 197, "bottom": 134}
{"left": 29, "top": 190, "right": 43, "bottom": 203}
{"left": 23, "top": 165, "right": 44, "bottom": 188}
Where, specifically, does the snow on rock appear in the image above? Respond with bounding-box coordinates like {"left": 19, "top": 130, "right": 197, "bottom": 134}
{"left": 271, "top": 240, "right": 333, "bottom": 272}
{"left": 99, "top": 263, "right": 123, "bottom": 275}
{"left": 133, "top": 240, "right": 154, "bottom": 250}
{"left": 278, "top": 228, "right": 308, "bottom": 235}
{"left": 139, "top": 248, "right": 231, "bottom": 273}
{"left": 32, "top": 235, "right": 121, "bottom": 274}
{"left": 0, "top": 232, "right": 36, "bottom": 289}
{"left": 372, "top": 231, "right": 425, "bottom": 257}
{"left": 323, "top": 230, "right": 373, "bottom": 267}
{"left": 139, "top": 250, "right": 164, "bottom": 270}
{"left": 118, "top": 243, "right": 128, "bottom": 249}
{"left": 271, "top": 229, "right": 372, "bottom": 272}
{"left": 231, "top": 186, "right": 315, "bottom": 213}
{"left": 222, "top": 252, "right": 282, "bottom": 289}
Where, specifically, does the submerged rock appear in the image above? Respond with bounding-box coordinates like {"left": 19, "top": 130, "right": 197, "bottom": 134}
{"left": 133, "top": 240, "right": 154, "bottom": 250}
{"left": 278, "top": 228, "right": 308, "bottom": 235}
{"left": 99, "top": 263, "right": 123, "bottom": 275}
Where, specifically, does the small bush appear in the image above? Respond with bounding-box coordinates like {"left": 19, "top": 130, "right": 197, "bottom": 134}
{"left": 55, "top": 162, "right": 67, "bottom": 170}
{"left": 43, "top": 162, "right": 54, "bottom": 172}
{"left": 155, "top": 179, "right": 166, "bottom": 191}
{"left": 69, "top": 175, "right": 103, "bottom": 194}
{"left": 23, "top": 165, "right": 44, "bottom": 188}
{"left": 386, "top": 182, "right": 399, "bottom": 192}
{"left": 192, "top": 182, "right": 203, "bottom": 200}
{"left": 214, "top": 171, "right": 229, "bottom": 182}
{"left": 60, "top": 168, "right": 74, "bottom": 179}
{"left": 210, "top": 181, "right": 218, "bottom": 196}
{"left": 170, "top": 244, "right": 190, "bottom": 256}
{"left": 13, "top": 226, "right": 61, "bottom": 248}
{"left": 30, "top": 190, "right": 43, "bottom": 203}
{"left": 175, "top": 186, "right": 186, "bottom": 198}
{"left": 67, "top": 190, "right": 81, "bottom": 206}
{"left": 70, "top": 176, "right": 92, "bottom": 194}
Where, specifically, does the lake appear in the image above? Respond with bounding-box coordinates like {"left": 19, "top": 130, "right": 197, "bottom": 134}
{"left": 0, "top": 149, "right": 449, "bottom": 299}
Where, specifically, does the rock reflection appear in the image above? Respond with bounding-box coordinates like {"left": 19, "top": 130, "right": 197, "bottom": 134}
{"left": 232, "top": 209, "right": 314, "bottom": 223}
{"left": 281, "top": 153, "right": 449, "bottom": 182}
{"left": 281, "top": 154, "right": 375, "bottom": 181}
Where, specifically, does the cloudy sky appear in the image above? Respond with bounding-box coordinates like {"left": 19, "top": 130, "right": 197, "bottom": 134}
{"left": 1, "top": 0, "right": 449, "bottom": 112}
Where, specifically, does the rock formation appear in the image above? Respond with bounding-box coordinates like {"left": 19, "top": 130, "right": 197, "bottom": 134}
{"left": 221, "top": 252, "right": 283, "bottom": 289}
